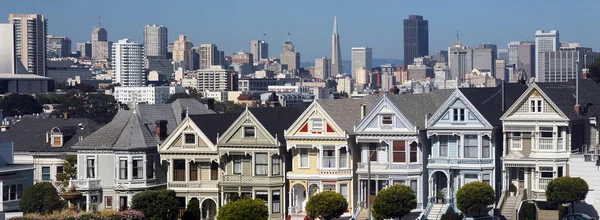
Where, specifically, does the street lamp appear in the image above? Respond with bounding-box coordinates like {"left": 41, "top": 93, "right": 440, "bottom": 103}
{"left": 366, "top": 141, "right": 389, "bottom": 219}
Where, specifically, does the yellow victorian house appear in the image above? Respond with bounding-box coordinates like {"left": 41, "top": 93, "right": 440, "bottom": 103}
{"left": 284, "top": 97, "right": 377, "bottom": 219}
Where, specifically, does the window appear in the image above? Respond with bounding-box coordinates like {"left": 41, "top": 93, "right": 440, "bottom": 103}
{"left": 255, "top": 153, "right": 268, "bottom": 176}
{"left": 146, "top": 156, "right": 154, "bottom": 179}
{"left": 540, "top": 167, "right": 553, "bottom": 178}
{"left": 465, "top": 174, "right": 479, "bottom": 184}
{"left": 119, "top": 196, "right": 128, "bottom": 210}
{"left": 184, "top": 134, "right": 195, "bottom": 144}
{"left": 482, "top": 136, "right": 490, "bottom": 158}
{"left": 87, "top": 157, "right": 95, "bottom": 178}
{"left": 381, "top": 114, "right": 393, "bottom": 125}
{"left": 233, "top": 156, "right": 242, "bottom": 174}
{"left": 370, "top": 144, "right": 378, "bottom": 162}
{"left": 483, "top": 174, "right": 491, "bottom": 185}
{"left": 210, "top": 162, "right": 218, "bottom": 180}
{"left": 410, "top": 143, "right": 418, "bottom": 163}
{"left": 105, "top": 196, "right": 113, "bottom": 209}
{"left": 339, "top": 148, "right": 348, "bottom": 168}
{"left": 120, "top": 159, "right": 128, "bottom": 180}
{"left": 299, "top": 148, "right": 309, "bottom": 168}
{"left": 323, "top": 184, "right": 335, "bottom": 191}
{"left": 558, "top": 166, "right": 563, "bottom": 177}
{"left": 339, "top": 184, "right": 348, "bottom": 200}
{"left": 255, "top": 191, "right": 269, "bottom": 206}
{"left": 244, "top": 127, "right": 255, "bottom": 138}
{"left": 42, "top": 166, "right": 51, "bottom": 181}
{"left": 173, "top": 160, "right": 185, "bottom": 181}
{"left": 56, "top": 166, "right": 63, "bottom": 174}
{"left": 439, "top": 136, "right": 448, "bottom": 157}
{"left": 322, "top": 147, "right": 336, "bottom": 168}
{"left": 410, "top": 180, "right": 418, "bottom": 196}
{"left": 464, "top": 135, "right": 478, "bottom": 158}
{"left": 2, "top": 184, "right": 23, "bottom": 201}
{"left": 511, "top": 132, "right": 522, "bottom": 150}
{"left": 190, "top": 162, "right": 198, "bottom": 181}
{"left": 133, "top": 158, "right": 143, "bottom": 179}
{"left": 453, "top": 108, "right": 465, "bottom": 121}
{"left": 530, "top": 99, "right": 542, "bottom": 113}
{"left": 272, "top": 191, "right": 281, "bottom": 213}
{"left": 272, "top": 155, "right": 281, "bottom": 175}
{"left": 311, "top": 118, "right": 323, "bottom": 131}
{"left": 393, "top": 141, "right": 406, "bottom": 163}
{"left": 53, "top": 136, "right": 62, "bottom": 146}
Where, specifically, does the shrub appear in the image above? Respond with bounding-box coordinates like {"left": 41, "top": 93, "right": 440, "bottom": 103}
{"left": 131, "top": 189, "right": 179, "bottom": 220}
{"left": 456, "top": 182, "right": 495, "bottom": 217}
{"left": 305, "top": 191, "right": 348, "bottom": 220}
{"left": 372, "top": 184, "right": 417, "bottom": 220}
{"left": 559, "top": 204, "right": 569, "bottom": 219}
{"left": 509, "top": 182, "right": 517, "bottom": 193}
{"left": 184, "top": 199, "right": 201, "bottom": 220}
{"left": 547, "top": 176, "right": 589, "bottom": 214}
{"left": 518, "top": 202, "right": 537, "bottom": 220}
{"left": 78, "top": 213, "right": 94, "bottom": 220}
{"left": 217, "top": 198, "right": 269, "bottom": 220}
{"left": 19, "top": 182, "right": 66, "bottom": 214}
{"left": 182, "top": 211, "right": 198, "bottom": 220}
{"left": 440, "top": 206, "right": 464, "bottom": 220}
{"left": 116, "top": 210, "right": 146, "bottom": 220}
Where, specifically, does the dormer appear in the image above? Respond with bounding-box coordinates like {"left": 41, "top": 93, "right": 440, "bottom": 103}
{"left": 50, "top": 127, "right": 63, "bottom": 147}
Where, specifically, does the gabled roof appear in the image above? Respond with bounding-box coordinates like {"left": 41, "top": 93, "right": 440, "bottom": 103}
{"left": 460, "top": 83, "right": 528, "bottom": 126}
{"left": 316, "top": 96, "right": 379, "bottom": 135}
{"left": 387, "top": 90, "right": 453, "bottom": 129}
{"left": 535, "top": 80, "right": 600, "bottom": 120}
{"left": 249, "top": 107, "right": 304, "bottom": 144}
{"left": 0, "top": 118, "right": 101, "bottom": 153}
{"left": 189, "top": 113, "right": 242, "bottom": 144}
{"left": 136, "top": 98, "right": 215, "bottom": 137}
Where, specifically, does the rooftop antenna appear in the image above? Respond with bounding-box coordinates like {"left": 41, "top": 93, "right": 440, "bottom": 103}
{"left": 263, "top": 33, "right": 266, "bottom": 41}
{"left": 287, "top": 32, "right": 291, "bottom": 42}
{"left": 97, "top": 12, "right": 101, "bottom": 27}
{"left": 456, "top": 31, "right": 459, "bottom": 41}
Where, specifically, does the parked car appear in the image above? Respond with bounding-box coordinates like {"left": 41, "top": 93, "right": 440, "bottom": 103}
{"left": 562, "top": 213, "right": 596, "bottom": 220}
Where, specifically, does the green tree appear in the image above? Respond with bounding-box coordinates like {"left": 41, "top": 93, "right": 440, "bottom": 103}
{"left": 305, "top": 191, "right": 348, "bottom": 220}
{"left": 456, "top": 182, "right": 495, "bottom": 217}
{"left": 588, "top": 57, "right": 600, "bottom": 80}
{"left": 55, "top": 155, "right": 77, "bottom": 192}
{"left": 214, "top": 101, "right": 245, "bottom": 114}
{"left": 19, "top": 182, "right": 66, "bottom": 214}
{"left": 518, "top": 202, "right": 537, "bottom": 220}
{"left": 53, "top": 94, "right": 118, "bottom": 123}
{"left": 216, "top": 198, "right": 268, "bottom": 220}
{"left": 546, "top": 176, "right": 589, "bottom": 214}
{"left": 131, "top": 189, "right": 180, "bottom": 220}
{"left": 166, "top": 92, "right": 191, "bottom": 103}
{"left": 182, "top": 199, "right": 201, "bottom": 220}
{"left": 372, "top": 184, "right": 417, "bottom": 220}
{"left": 0, "top": 93, "right": 43, "bottom": 117}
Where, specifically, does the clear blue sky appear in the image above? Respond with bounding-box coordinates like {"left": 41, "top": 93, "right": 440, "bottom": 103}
{"left": 4, "top": 0, "right": 599, "bottom": 62}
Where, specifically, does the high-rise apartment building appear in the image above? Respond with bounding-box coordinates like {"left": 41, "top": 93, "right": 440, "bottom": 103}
{"left": 173, "top": 35, "right": 193, "bottom": 70}
{"left": 314, "top": 57, "right": 330, "bottom": 79}
{"left": 535, "top": 30, "right": 559, "bottom": 78}
{"left": 143, "top": 24, "right": 168, "bottom": 58}
{"left": 196, "top": 65, "right": 237, "bottom": 92}
{"left": 330, "top": 16, "right": 343, "bottom": 76}
{"left": 0, "top": 24, "right": 28, "bottom": 74}
{"left": 9, "top": 14, "right": 47, "bottom": 76}
{"left": 111, "top": 39, "right": 146, "bottom": 87}
{"left": 250, "top": 40, "right": 268, "bottom": 63}
{"left": 403, "top": 15, "right": 429, "bottom": 65}
{"left": 351, "top": 47, "right": 372, "bottom": 79}
{"left": 280, "top": 40, "right": 300, "bottom": 71}
{"left": 199, "top": 44, "right": 219, "bottom": 70}
{"left": 77, "top": 42, "right": 92, "bottom": 58}
{"left": 47, "top": 35, "right": 71, "bottom": 58}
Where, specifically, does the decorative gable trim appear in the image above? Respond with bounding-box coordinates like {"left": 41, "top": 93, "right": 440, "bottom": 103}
{"left": 284, "top": 101, "right": 346, "bottom": 147}
{"left": 217, "top": 108, "right": 277, "bottom": 146}
{"left": 426, "top": 89, "right": 493, "bottom": 128}
{"left": 158, "top": 117, "right": 217, "bottom": 153}
{"left": 355, "top": 95, "right": 417, "bottom": 133}
{"left": 500, "top": 83, "right": 569, "bottom": 120}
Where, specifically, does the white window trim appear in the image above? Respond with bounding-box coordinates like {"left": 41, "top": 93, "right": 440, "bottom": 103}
{"left": 232, "top": 155, "right": 242, "bottom": 175}
{"left": 132, "top": 157, "right": 144, "bottom": 180}
{"left": 438, "top": 136, "right": 449, "bottom": 157}
{"left": 310, "top": 118, "right": 324, "bottom": 132}
{"left": 183, "top": 132, "right": 196, "bottom": 146}
{"left": 529, "top": 98, "right": 543, "bottom": 113}
{"left": 243, "top": 126, "right": 256, "bottom": 138}
{"left": 380, "top": 114, "right": 394, "bottom": 126}
{"left": 321, "top": 146, "right": 337, "bottom": 169}
{"left": 86, "top": 156, "right": 97, "bottom": 179}
{"left": 299, "top": 148, "right": 310, "bottom": 168}
{"left": 452, "top": 108, "right": 466, "bottom": 122}
{"left": 511, "top": 132, "right": 523, "bottom": 151}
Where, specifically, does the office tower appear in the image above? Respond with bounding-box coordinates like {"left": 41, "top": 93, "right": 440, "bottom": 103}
{"left": 9, "top": 14, "right": 47, "bottom": 76}
{"left": 351, "top": 47, "right": 372, "bottom": 79}
{"left": 495, "top": 59, "right": 507, "bottom": 81}
{"left": 314, "top": 57, "right": 330, "bottom": 79}
{"left": 560, "top": 42, "right": 596, "bottom": 66}
{"left": 143, "top": 24, "right": 168, "bottom": 58}
{"left": 250, "top": 40, "right": 268, "bottom": 63}
{"left": 111, "top": 39, "right": 146, "bottom": 87}
{"left": 436, "top": 50, "right": 448, "bottom": 63}
{"left": 173, "top": 35, "right": 193, "bottom": 70}
{"left": 330, "top": 16, "right": 342, "bottom": 75}
{"left": 448, "top": 39, "right": 472, "bottom": 80}
{"left": 77, "top": 42, "right": 92, "bottom": 58}
{"left": 403, "top": 15, "right": 429, "bottom": 65}
{"left": 47, "top": 35, "right": 71, "bottom": 58}
{"left": 497, "top": 49, "right": 509, "bottom": 63}
{"left": 280, "top": 40, "right": 300, "bottom": 71}
{"left": 231, "top": 51, "right": 253, "bottom": 74}
{"left": 517, "top": 42, "right": 535, "bottom": 80}
{"left": 92, "top": 26, "right": 107, "bottom": 42}
{"left": 507, "top": 41, "right": 523, "bottom": 67}
{"left": 535, "top": 30, "right": 559, "bottom": 77}
{"left": 537, "top": 50, "right": 581, "bottom": 82}
{"left": 91, "top": 21, "right": 110, "bottom": 61}
{"left": 199, "top": 44, "right": 219, "bottom": 70}
{"left": 473, "top": 45, "right": 495, "bottom": 76}
{"left": 167, "top": 42, "right": 174, "bottom": 60}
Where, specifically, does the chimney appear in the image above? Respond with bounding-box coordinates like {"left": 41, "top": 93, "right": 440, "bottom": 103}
{"left": 207, "top": 98, "right": 215, "bottom": 111}
{"left": 63, "top": 112, "right": 68, "bottom": 120}
{"left": 360, "top": 104, "right": 367, "bottom": 119}
{"left": 155, "top": 120, "right": 168, "bottom": 141}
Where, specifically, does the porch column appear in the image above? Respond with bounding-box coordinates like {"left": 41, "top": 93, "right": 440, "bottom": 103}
{"left": 288, "top": 187, "right": 293, "bottom": 214}
{"left": 525, "top": 168, "right": 530, "bottom": 194}
{"left": 168, "top": 159, "right": 173, "bottom": 182}
{"left": 86, "top": 195, "right": 90, "bottom": 212}
{"left": 447, "top": 171, "right": 451, "bottom": 200}
{"left": 220, "top": 190, "right": 224, "bottom": 206}
{"left": 185, "top": 160, "right": 189, "bottom": 182}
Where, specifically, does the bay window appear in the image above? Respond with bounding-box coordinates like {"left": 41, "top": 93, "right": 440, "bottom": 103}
{"left": 119, "top": 158, "right": 128, "bottom": 180}
{"left": 272, "top": 155, "right": 281, "bottom": 175}
{"left": 255, "top": 191, "right": 268, "bottom": 206}
{"left": 392, "top": 141, "right": 406, "bottom": 163}
{"left": 272, "top": 191, "right": 281, "bottom": 213}
{"left": 464, "top": 135, "right": 478, "bottom": 158}
{"left": 132, "top": 158, "right": 143, "bottom": 179}
{"left": 255, "top": 153, "right": 268, "bottom": 176}
{"left": 146, "top": 156, "right": 154, "bottom": 179}
{"left": 339, "top": 184, "right": 348, "bottom": 200}
{"left": 410, "top": 143, "right": 418, "bottom": 163}
{"left": 339, "top": 148, "right": 347, "bottom": 168}
{"left": 322, "top": 146, "right": 336, "bottom": 168}
{"left": 87, "top": 157, "right": 95, "bottom": 178}
{"left": 438, "top": 136, "right": 448, "bottom": 157}
{"left": 482, "top": 136, "right": 490, "bottom": 158}
{"left": 189, "top": 162, "right": 198, "bottom": 181}
{"left": 299, "top": 148, "right": 309, "bottom": 168}
{"left": 173, "top": 160, "right": 185, "bottom": 181}
{"left": 233, "top": 156, "right": 242, "bottom": 174}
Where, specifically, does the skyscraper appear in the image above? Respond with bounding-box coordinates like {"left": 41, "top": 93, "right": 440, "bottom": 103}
{"left": 47, "top": 35, "right": 71, "bottom": 58}
{"left": 330, "top": 16, "right": 342, "bottom": 76}
{"left": 9, "top": 14, "right": 47, "bottom": 76}
{"left": 535, "top": 30, "right": 559, "bottom": 78}
{"left": 0, "top": 24, "right": 28, "bottom": 74}
{"left": 250, "top": 40, "right": 268, "bottom": 63}
{"left": 143, "top": 24, "right": 168, "bottom": 58}
{"left": 403, "top": 15, "right": 429, "bottom": 65}
{"left": 173, "top": 35, "right": 193, "bottom": 70}
{"left": 314, "top": 57, "right": 330, "bottom": 79}
{"left": 351, "top": 47, "right": 372, "bottom": 79}
{"left": 198, "top": 44, "right": 219, "bottom": 70}
{"left": 92, "top": 26, "right": 107, "bottom": 42}
{"left": 517, "top": 42, "right": 535, "bottom": 81}
{"left": 111, "top": 39, "right": 145, "bottom": 87}
{"left": 280, "top": 40, "right": 300, "bottom": 71}
{"left": 507, "top": 41, "right": 523, "bottom": 67}
{"left": 91, "top": 21, "right": 110, "bottom": 61}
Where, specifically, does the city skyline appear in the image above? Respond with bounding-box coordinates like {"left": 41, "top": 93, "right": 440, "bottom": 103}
{"left": 3, "top": 0, "right": 600, "bottom": 62}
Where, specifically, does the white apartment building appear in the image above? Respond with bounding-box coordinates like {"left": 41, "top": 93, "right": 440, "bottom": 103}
{"left": 196, "top": 66, "right": 236, "bottom": 92}
{"left": 9, "top": 14, "right": 47, "bottom": 76}
{"left": 113, "top": 85, "right": 185, "bottom": 104}
{"left": 143, "top": 25, "right": 168, "bottom": 58}
{"left": 336, "top": 76, "right": 353, "bottom": 94}
{"left": 111, "top": 39, "right": 146, "bottom": 87}
{"left": 534, "top": 30, "right": 559, "bottom": 77}
{"left": 314, "top": 57, "right": 330, "bottom": 79}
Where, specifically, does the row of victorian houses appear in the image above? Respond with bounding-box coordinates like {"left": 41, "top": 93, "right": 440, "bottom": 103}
{"left": 2, "top": 79, "right": 600, "bottom": 220}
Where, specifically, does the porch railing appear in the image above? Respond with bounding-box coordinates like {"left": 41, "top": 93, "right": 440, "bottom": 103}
{"left": 538, "top": 138, "right": 553, "bottom": 150}
{"left": 428, "top": 158, "right": 493, "bottom": 165}
{"left": 538, "top": 178, "right": 552, "bottom": 191}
